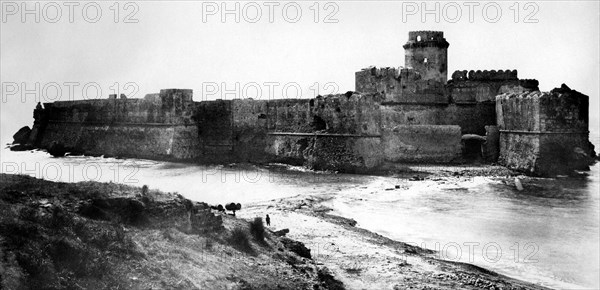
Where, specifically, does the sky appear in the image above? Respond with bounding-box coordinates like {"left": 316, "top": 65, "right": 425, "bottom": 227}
{"left": 1, "top": 1, "right": 599, "bottom": 144}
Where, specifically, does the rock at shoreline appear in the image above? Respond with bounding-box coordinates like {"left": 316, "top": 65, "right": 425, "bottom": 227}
{"left": 316, "top": 267, "right": 345, "bottom": 290}
{"left": 409, "top": 175, "right": 425, "bottom": 181}
{"left": 514, "top": 177, "right": 524, "bottom": 191}
{"left": 273, "top": 228, "right": 290, "bottom": 237}
{"left": 9, "top": 143, "right": 34, "bottom": 151}
{"left": 281, "top": 237, "right": 311, "bottom": 259}
{"left": 48, "top": 141, "right": 67, "bottom": 157}
{"left": 12, "top": 126, "right": 31, "bottom": 144}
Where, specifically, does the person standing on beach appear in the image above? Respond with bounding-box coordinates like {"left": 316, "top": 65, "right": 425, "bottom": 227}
{"left": 266, "top": 214, "right": 271, "bottom": 226}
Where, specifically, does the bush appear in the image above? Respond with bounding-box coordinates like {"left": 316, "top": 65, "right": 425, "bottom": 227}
{"left": 225, "top": 202, "right": 242, "bottom": 214}
{"left": 249, "top": 217, "right": 265, "bottom": 242}
{"left": 141, "top": 185, "right": 149, "bottom": 196}
{"left": 18, "top": 207, "right": 38, "bottom": 222}
{"left": 47, "top": 206, "right": 73, "bottom": 230}
{"left": 229, "top": 227, "right": 252, "bottom": 253}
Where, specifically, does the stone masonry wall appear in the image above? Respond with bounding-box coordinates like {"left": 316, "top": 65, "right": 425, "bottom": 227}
{"left": 264, "top": 93, "right": 386, "bottom": 171}
{"left": 231, "top": 99, "right": 269, "bottom": 162}
{"left": 30, "top": 84, "right": 510, "bottom": 172}
{"left": 194, "top": 100, "right": 234, "bottom": 160}
{"left": 381, "top": 103, "right": 495, "bottom": 135}
{"left": 382, "top": 125, "right": 462, "bottom": 163}
{"left": 39, "top": 122, "right": 199, "bottom": 160}
{"left": 355, "top": 67, "right": 399, "bottom": 97}
{"left": 403, "top": 31, "right": 449, "bottom": 84}
{"left": 355, "top": 67, "right": 447, "bottom": 104}
{"left": 496, "top": 85, "right": 595, "bottom": 176}
{"left": 37, "top": 89, "right": 201, "bottom": 160}
{"left": 267, "top": 99, "right": 313, "bottom": 133}
{"left": 496, "top": 91, "right": 543, "bottom": 174}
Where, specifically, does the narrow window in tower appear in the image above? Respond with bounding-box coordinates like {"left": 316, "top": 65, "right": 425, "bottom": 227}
{"left": 417, "top": 35, "right": 421, "bottom": 42}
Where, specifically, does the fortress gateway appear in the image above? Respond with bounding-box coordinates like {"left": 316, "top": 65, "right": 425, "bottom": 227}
{"left": 19, "top": 31, "right": 596, "bottom": 176}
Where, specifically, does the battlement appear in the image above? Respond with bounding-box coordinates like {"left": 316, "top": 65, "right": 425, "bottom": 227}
{"left": 160, "top": 89, "right": 193, "bottom": 104}
{"left": 315, "top": 91, "right": 386, "bottom": 106}
{"left": 451, "top": 70, "right": 518, "bottom": 82}
{"left": 408, "top": 31, "right": 444, "bottom": 41}
{"left": 497, "top": 84, "right": 589, "bottom": 131}
{"left": 356, "top": 67, "right": 424, "bottom": 81}
{"left": 403, "top": 31, "right": 449, "bottom": 49}
{"left": 397, "top": 68, "right": 422, "bottom": 81}
{"left": 37, "top": 88, "right": 197, "bottom": 127}
{"left": 359, "top": 66, "right": 400, "bottom": 79}
{"left": 519, "top": 79, "right": 540, "bottom": 91}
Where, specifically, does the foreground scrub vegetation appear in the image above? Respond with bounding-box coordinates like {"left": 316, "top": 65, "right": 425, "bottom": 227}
{"left": 0, "top": 174, "right": 343, "bottom": 289}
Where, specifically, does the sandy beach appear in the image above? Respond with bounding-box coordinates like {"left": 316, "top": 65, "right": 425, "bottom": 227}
{"left": 237, "top": 167, "right": 553, "bottom": 290}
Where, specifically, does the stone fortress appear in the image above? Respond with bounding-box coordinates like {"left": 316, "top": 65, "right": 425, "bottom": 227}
{"left": 20, "top": 31, "right": 596, "bottom": 176}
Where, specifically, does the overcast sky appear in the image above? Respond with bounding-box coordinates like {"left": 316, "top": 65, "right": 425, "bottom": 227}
{"left": 1, "top": 1, "right": 599, "bottom": 144}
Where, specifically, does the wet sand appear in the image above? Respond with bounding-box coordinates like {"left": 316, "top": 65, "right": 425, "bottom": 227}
{"left": 237, "top": 177, "right": 552, "bottom": 290}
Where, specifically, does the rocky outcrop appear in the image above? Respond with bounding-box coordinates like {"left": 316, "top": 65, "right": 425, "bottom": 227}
{"left": 273, "top": 228, "right": 290, "bottom": 237}
{"left": 12, "top": 126, "right": 31, "bottom": 144}
{"left": 77, "top": 195, "right": 224, "bottom": 234}
{"left": 47, "top": 141, "right": 67, "bottom": 157}
{"left": 281, "top": 237, "right": 312, "bottom": 259}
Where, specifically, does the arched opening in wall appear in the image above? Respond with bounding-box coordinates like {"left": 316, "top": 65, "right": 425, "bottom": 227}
{"left": 423, "top": 58, "right": 428, "bottom": 63}
{"left": 417, "top": 35, "right": 421, "bottom": 42}
{"left": 461, "top": 135, "right": 486, "bottom": 163}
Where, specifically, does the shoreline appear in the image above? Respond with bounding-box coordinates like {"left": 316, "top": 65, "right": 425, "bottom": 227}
{"left": 237, "top": 189, "right": 552, "bottom": 290}
{"left": 1, "top": 172, "right": 554, "bottom": 289}
{"left": 8, "top": 143, "right": 595, "bottom": 181}
{"left": 3, "top": 143, "right": 547, "bottom": 178}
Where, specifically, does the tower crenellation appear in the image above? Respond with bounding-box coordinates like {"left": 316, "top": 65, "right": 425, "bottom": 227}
{"left": 406, "top": 31, "right": 447, "bottom": 44}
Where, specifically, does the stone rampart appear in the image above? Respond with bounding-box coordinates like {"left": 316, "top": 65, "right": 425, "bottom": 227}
{"left": 35, "top": 89, "right": 200, "bottom": 160}
{"left": 381, "top": 103, "right": 495, "bottom": 135}
{"left": 496, "top": 85, "right": 595, "bottom": 176}
{"left": 382, "top": 125, "right": 462, "bottom": 163}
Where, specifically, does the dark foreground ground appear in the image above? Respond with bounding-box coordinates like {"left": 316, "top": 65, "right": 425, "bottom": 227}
{"left": 0, "top": 174, "right": 344, "bottom": 289}
{"left": 0, "top": 173, "right": 549, "bottom": 289}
